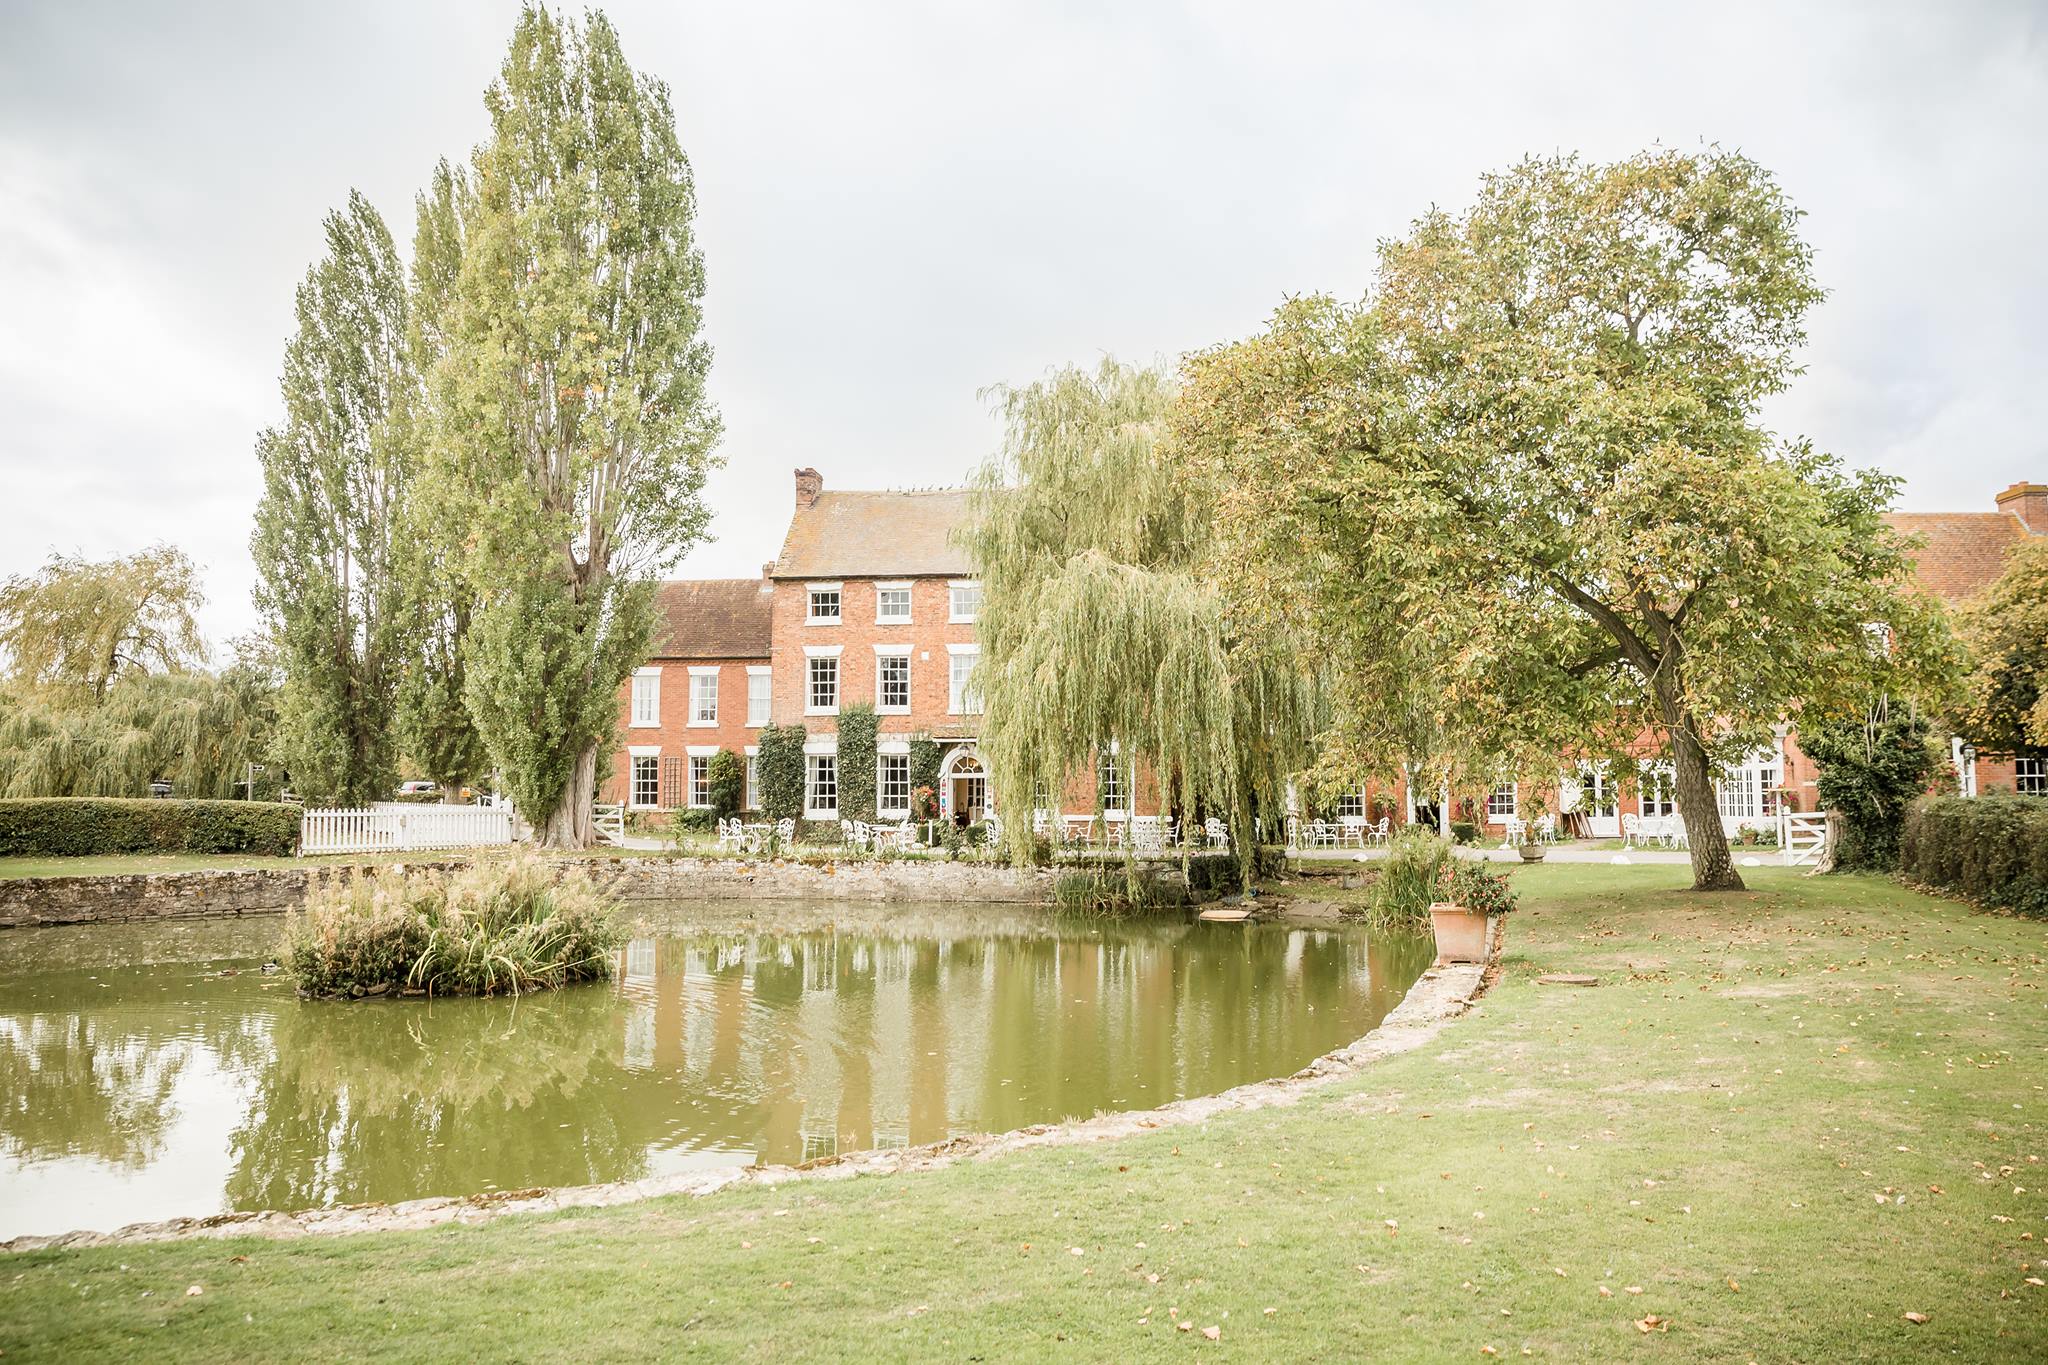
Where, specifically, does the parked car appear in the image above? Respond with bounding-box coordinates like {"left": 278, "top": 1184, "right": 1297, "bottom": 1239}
{"left": 148, "top": 780, "right": 173, "bottom": 798}
{"left": 397, "top": 780, "right": 440, "bottom": 796}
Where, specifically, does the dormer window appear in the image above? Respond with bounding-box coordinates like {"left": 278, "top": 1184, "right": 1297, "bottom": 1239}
{"left": 806, "top": 583, "right": 842, "bottom": 625}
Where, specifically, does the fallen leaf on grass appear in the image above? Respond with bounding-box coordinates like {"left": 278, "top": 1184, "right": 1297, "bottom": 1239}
{"left": 1177, "top": 1321, "right": 1193, "bottom": 1333}
{"left": 1726, "top": 1278, "right": 1740, "bottom": 1292}
{"left": 1202, "top": 1326, "right": 1221, "bottom": 1341}
{"left": 185, "top": 1285, "right": 203, "bottom": 1297}
{"left": 1597, "top": 1286, "right": 1612, "bottom": 1298}
{"left": 1634, "top": 1316, "right": 1668, "bottom": 1334}
{"left": 1624, "top": 1286, "right": 1643, "bottom": 1295}
{"left": 1903, "top": 1312, "right": 1929, "bottom": 1325}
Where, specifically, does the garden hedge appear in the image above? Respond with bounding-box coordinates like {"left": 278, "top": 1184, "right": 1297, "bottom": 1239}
{"left": 0, "top": 798, "right": 303, "bottom": 858}
{"left": 1900, "top": 794, "right": 2048, "bottom": 916}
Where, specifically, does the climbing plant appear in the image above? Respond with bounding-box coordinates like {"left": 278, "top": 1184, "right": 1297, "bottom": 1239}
{"left": 837, "top": 703, "right": 877, "bottom": 823}
{"left": 756, "top": 723, "right": 806, "bottom": 822}
{"left": 909, "top": 735, "right": 942, "bottom": 820}
{"left": 707, "top": 748, "right": 745, "bottom": 819}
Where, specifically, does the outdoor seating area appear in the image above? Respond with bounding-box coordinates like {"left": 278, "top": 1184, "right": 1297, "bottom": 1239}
{"left": 714, "top": 816, "right": 798, "bottom": 854}
{"left": 1620, "top": 813, "right": 1689, "bottom": 849}
{"left": 1285, "top": 815, "right": 1390, "bottom": 850}
{"left": 1036, "top": 810, "right": 1230, "bottom": 853}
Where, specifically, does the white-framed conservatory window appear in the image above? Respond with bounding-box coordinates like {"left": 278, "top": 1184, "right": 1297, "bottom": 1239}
{"left": 629, "top": 750, "right": 660, "bottom": 809}
{"left": 875, "top": 582, "right": 912, "bottom": 624}
{"left": 806, "top": 583, "right": 842, "bottom": 624}
{"left": 1336, "top": 789, "right": 1366, "bottom": 819}
{"left": 746, "top": 666, "right": 771, "bottom": 726}
{"left": 876, "top": 647, "right": 912, "bottom": 714}
{"left": 688, "top": 668, "right": 718, "bottom": 726}
{"left": 2017, "top": 756, "right": 2047, "bottom": 797}
{"left": 688, "top": 753, "right": 712, "bottom": 808}
{"left": 630, "top": 668, "right": 661, "bottom": 727}
{"left": 878, "top": 752, "right": 911, "bottom": 817}
{"left": 948, "top": 580, "right": 982, "bottom": 623}
{"left": 1717, "top": 752, "right": 1781, "bottom": 822}
{"left": 806, "top": 753, "right": 838, "bottom": 818}
{"left": 1486, "top": 783, "right": 1518, "bottom": 820}
{"left": 1099, "top": 751, "right": 1128, "bottom": 811}
{"left": 947, "top": 644, "right": 981, "bottom": 715}
{"left": 1641, "top": 765, "right": 1676, "bottom": 817}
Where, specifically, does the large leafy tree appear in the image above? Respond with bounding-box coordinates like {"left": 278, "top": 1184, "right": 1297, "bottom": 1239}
{"left": 251, "top": 191, "right": 412, "bottom": 807}
{"left": 423, "top": 6, "right": 719, "bottom": 846}
{"left": 959, "top": 360, "right": 1322, "bottom": 876}
{"left": 393, "top": 163, "right": 488, "bottom": 799}
{"left": 0, "top": 668, "right": 276, "bottom": 799}
{"left": 1953, "top": 536, "right": 2048, "bottom": 761}
{"left": 0, "top": 545, "right": 205, "bottom": 702}
{"left": 1181, "top": 149, "right": 1949, "bottom": 890}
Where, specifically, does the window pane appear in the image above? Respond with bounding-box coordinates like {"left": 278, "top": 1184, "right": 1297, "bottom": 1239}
{"left": 879, "top": 753, "right": 910, "bottom": 811}
{"left": 689, "top": 755, "right": 711, "bottom": 807}
{"left": 879, "top": 654, "right": 910, "bottom": 709}
{"left": 691, "top": 673, "right": 718, "bottom": 723}
{"left": 2018, "top": 758, "right": 2045, "bottom": 797}
{"left": 878, "top": 587, "right": 911, "bottom": 620}
{"left": 1487, "top": 783, "right": 1517, "bottom": 818}
{"left": 949, "top": 583, "right": 981, "bottom": 620}
{"left": 808, "top": 657, "right": 837, "bottom": 710}
{"left": 1098, "top": 753, "right": 1126, "bottom": 810}
{"left": 949, "top": 653, "right": 980, "bottom": 714}
{"left": 745, "top": 753, "right": 759, "bottom": 809}
{"left": 808, "top": 588, "right": 840, "bottom": 621}
{"left": 631, "top": 755, "right": 658, "bottom": 807}
{"left": 747, "top": 671, "right": 771, "bottom": 725}
{"left": 807, "top": 754, "right": 837, "bottom": 813}
{"left": 631, "top": 673, "right": 659, "bottom": 726}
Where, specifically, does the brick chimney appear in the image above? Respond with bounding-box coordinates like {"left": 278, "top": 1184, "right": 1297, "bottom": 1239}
{"left": 794, "top": 467, "right": 823, "bottom": 509}
{"left": 1995, "top": 480, "right": 2048, "bottom": 533}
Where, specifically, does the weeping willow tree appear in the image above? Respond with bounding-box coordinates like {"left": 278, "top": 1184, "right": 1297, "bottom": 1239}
{"left": 958, "top": 359, "right": 1322, "bottom": 881}
{"left": 0, "top": 669, "right": 277, "bottom": 799}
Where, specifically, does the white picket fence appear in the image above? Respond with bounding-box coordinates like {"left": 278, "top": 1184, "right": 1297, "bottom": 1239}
{"left": 1779, "top": 811, "right": 1828, "bottom": 867}
{"left": 300, "top": 804, "right": 517, "bottom": 856}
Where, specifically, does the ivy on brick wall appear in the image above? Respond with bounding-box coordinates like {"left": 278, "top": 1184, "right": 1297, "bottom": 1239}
{"left": 757, "top": 723, "right": 806, "bottom": 822}
{"left": 707, "top": 749, "right": 745, "bottom": 818}
{"left": 910, "top": 735, "right": 942, "bottom": 817}
{"left": 838, "top": 703, "right": 878, "bottom": 823}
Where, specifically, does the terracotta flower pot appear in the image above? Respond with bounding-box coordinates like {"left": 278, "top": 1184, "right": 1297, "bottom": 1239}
{"left": 1429, "top": 901, "right": 1491, "bottom": 965}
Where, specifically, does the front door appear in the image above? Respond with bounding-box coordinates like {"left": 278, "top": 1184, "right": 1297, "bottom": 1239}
{"left": 1585, "top": 766, "right": 1619, "bottom": 838}
{"left": 949, "top": 755, "right": 987, "bottom": 823}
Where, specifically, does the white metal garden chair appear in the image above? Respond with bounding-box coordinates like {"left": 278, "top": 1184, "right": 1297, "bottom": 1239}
{"left": 1499, "top": 816, "right": 1527, "bottom": 849}
{"left": 715, "top": 817, "right": 746, "bottom": 853}
{"left": 1129, "top": 815, "right": 1165, "bottom": 854}
{"left": 1337, "top": 815, "right": 1367, "bottom": 848}
{"left": 1205, "top": 817, "right": 1230, "bottom": 850}
{"left": 1534, "top": 814, "right": 1558, "bottom": 845}
{"left": 1364, "top": 816, "right": 1391, "bottom": 848}
{"left": 1621, "top": 813, "right": 1643, "bottom": 850}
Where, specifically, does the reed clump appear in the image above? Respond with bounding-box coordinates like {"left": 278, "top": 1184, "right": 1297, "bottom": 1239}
{"left": 281, "top": 853, "right": 625, "bottom": 999}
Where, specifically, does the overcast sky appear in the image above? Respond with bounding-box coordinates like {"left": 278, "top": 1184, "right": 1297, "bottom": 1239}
{"left": 4, "top": 0, "right": 2045, "bottom": 648}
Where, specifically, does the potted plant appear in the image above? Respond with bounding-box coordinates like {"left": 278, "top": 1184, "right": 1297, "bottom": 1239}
{"left": 1517, "top": 792, "right": 1549, "bottom": 861}
{"left": 1428, "top": 860, "right": 1517, "bottom": 964}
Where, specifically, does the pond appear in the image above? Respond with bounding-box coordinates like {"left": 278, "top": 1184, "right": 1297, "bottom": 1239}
{"left": 0, "top": 901, "right": 1429, "bottom": 1240}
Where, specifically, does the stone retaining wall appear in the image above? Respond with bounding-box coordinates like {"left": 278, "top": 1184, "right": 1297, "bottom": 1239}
{"left": 0, "top": 855, "right": 1080, "bottom": 928}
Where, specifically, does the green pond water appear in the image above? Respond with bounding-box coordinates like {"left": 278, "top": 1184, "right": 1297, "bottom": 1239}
{"left": 0, "top": 901, "right": 1428, "bottom": 1240}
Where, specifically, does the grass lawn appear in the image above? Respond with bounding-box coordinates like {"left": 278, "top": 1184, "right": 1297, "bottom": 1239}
{"left": 4, "top": 866, "right": 2043, "bottom": 1361}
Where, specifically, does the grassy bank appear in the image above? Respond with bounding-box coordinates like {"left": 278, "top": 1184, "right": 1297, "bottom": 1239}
{"left": 4, "top": 866, "right": 2044, "bottom": 1361}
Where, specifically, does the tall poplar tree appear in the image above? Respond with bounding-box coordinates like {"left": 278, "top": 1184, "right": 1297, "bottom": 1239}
{"left": 251, "top": 191, "right": 411, "bottom": 807}
{"left": 394, "top": 162, "right": 488, "bottom": 799}
{"left": 424, "top": 7, "right": 719, "bottom": 846}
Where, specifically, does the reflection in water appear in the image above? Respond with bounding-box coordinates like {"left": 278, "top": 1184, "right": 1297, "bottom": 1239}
{"left": 0, "top": 905, "right": 1429, "bottom": 1238}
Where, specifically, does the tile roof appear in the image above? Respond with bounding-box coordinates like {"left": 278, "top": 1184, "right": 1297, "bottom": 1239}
{"left": 649, "top": 578, "right": 772, "bottom": 659}
{"left": 772, "top": 489, "right": 975, "bottom": 579}
{"left": 1885, "top": 512, "right": 2031, "bottom": 603}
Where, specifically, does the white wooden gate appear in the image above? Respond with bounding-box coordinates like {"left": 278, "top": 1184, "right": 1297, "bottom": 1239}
{"left": 592, "top": 802, "right": 625, "bottom": 846}
{"left": 1779, "top": 811, "right": 1827, "bottom": 867}
{"left": 300, "top": 805, "right": 516, "bottom": 856}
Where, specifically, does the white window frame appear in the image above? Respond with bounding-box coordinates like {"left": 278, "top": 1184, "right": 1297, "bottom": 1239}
{"left": 1486, "top": 782, "right": 1518, "bottom": 821}
{"left": 629, "top": 667, "right": 661, "bottom": 728}
{"left": 627, "top": 745, "right": 661, "bottom": 810}
{"left": 874, "top": 644, "right": 913, "bottom": 715}
{"left": 744, "top": 745, "right": 760, "bottom": 811}
{"left": 687, "top": 666, "right": 719, "bottom": 727}
{"left": 805, "top": 752, "right": 839, "bottom": 819}
{"left": 2017, "top": 756, "right": 2047, "bottom": 798}
{"left": 875, "top": 580, "right": 913, "bottom": 625}
{"left": 746, "top": 665, "right": 771, "bottom": 727}
{"left": 1640, "top": 765, "right": 1676, "bottom": 818}
{"left": 806, "top": 581, "right": 843, "bottom": 625}
{"left": 947, "top": 643, "right": 981, "bottom": 716}
{"left": 804, "top": 645, "right": 842, "bottom": 716}
{"left": 1336, "top": 789, "right": 1366, "bottom": 819}
{"left": 1098, "top": 749, "right": 1128, "bottom": 812}
{"left": 947, "top": 579, "right": 982, "bottom": 624}
{"left": 687, "top": 748, "right": 716, "bottom": 809}
{"left": 878, "top": 751, "right": 912, "bottom": 819}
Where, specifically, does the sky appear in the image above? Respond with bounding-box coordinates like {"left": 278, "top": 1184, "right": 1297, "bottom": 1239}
{"left": 4, "top": 0, "right": 2045, "bottom": 649}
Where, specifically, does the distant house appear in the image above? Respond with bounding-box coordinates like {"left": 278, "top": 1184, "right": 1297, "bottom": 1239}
{"left": 611, "top": 471, "right": 2047, "bottom": 830}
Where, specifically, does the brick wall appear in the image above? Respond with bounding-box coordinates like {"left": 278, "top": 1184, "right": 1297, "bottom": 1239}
{"left": 604, "top": 656, "right": 770, "bottom": 810}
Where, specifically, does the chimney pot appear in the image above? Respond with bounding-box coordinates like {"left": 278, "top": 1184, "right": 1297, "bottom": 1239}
{"left": 1995, "top": 480, "right": 2048, "bottom": 534}
{"left": 794, "top": 467, "right": 823, "bottom": 510}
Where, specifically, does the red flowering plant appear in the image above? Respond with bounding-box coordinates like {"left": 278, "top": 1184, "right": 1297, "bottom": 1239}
{"left": 910, "top": 785, "right": 940, "bottom": 820}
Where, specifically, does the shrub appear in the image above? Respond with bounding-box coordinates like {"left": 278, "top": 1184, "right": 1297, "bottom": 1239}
{"left": 756, "top": 723, "right": 806, "bottom": 822}
{"left": 707, "top": 749, "right": 745, "bottom": 819}
{"left": 1366, "top": 827, "right": 1456, "bottom": 927}
{"left": 837, "top": 703, "right": 878, "bottom": 823}
{"left": 1436, "top": 859, "right": 1519, "bottom": 916}
{"left": 1450, "top": 820, "right": 1479, "bottom": 845}
{"left": 280, "top": 853, "right": 626, "bottom": 998}
{"left": 0, "top": 797, "right": 301, "bottom": 858}
{"left": 1801, "top": 706, "right": 1941, "bottom": 871}
{"left": 1900, "top": 794, "right": 2048, "bottom": 916}
{"left": 1052, "top": 866, "right": 1176, "bottom": 916}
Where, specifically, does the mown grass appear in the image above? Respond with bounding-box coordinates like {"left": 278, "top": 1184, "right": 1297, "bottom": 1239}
{"left": 4, "top": 865, "right": 2044, "bottom": 1361}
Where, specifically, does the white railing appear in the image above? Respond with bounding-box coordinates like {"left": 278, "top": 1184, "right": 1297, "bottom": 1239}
{"left": 1780, "top": 811, "right": 1827, "bottom": 867}
{"left": 300, "top": 804, "right": 517, "bottom": 856}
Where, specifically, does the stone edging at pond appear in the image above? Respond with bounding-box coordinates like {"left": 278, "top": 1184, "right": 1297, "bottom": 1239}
{"left": 0, "top": 936, "right": 1493, "bottom": 1253}
{"left": 0, "top": 855, "right": 1080, "bottom": 928}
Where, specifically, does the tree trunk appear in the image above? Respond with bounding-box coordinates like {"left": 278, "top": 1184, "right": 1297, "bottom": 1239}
{"left": 1669, "top": 724, "right": 1743, "bottom": 891}
{"left": 537, "top": 744, "right": 598, "bottom": 849}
